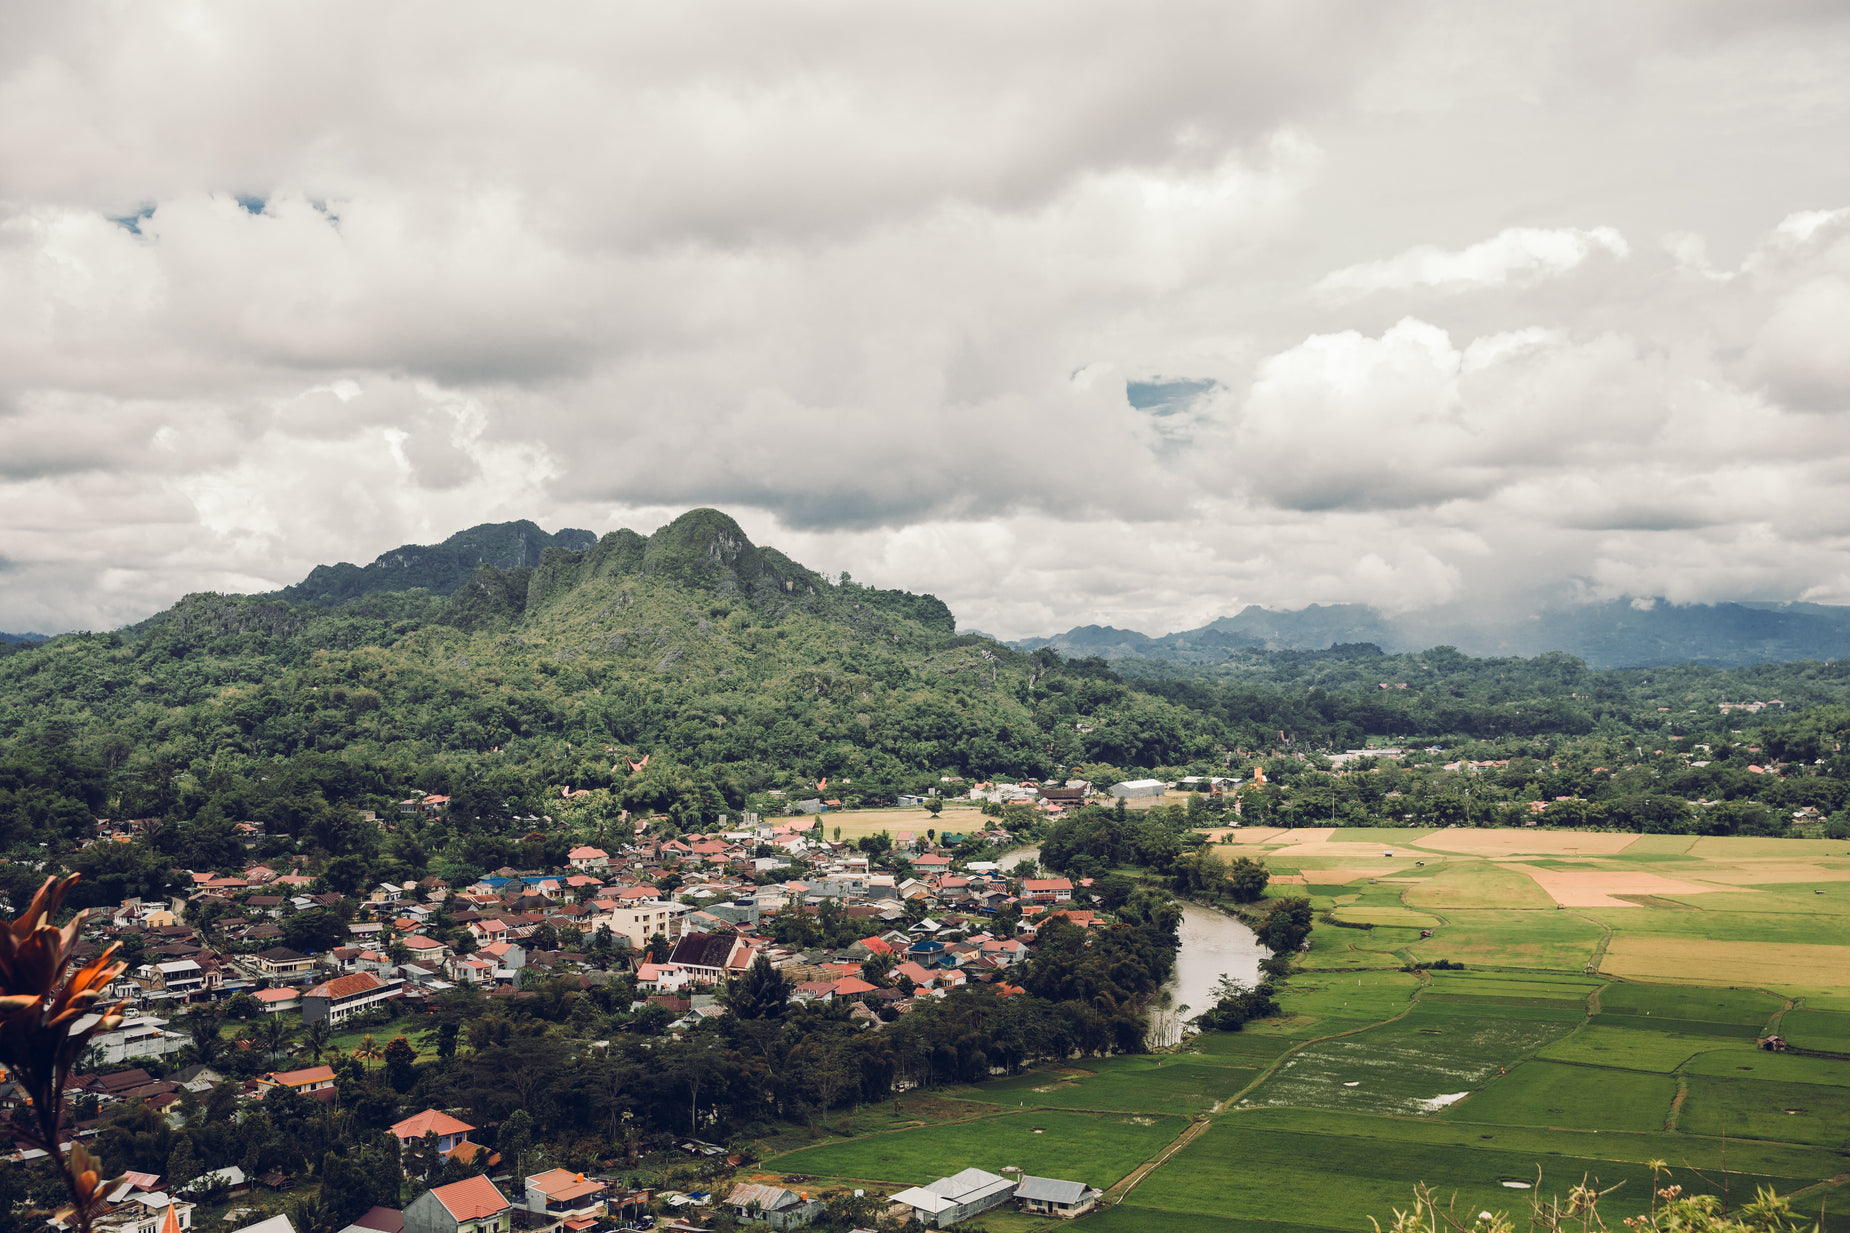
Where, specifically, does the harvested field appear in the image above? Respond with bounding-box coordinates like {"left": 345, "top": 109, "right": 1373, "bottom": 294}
{"left": 1602, "top": 936, "right": 1850, "bottom": 988}
{"left": 1409, "top": 830, "right": 1641, "bottom": 856}
{"left": 1677, "top": 862, "right": 1850, "bottom": 885}
{"left": 1506, "top": 864, "right": 1739, "bottom": 908}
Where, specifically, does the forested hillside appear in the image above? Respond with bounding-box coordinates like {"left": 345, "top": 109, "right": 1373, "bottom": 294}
{"left": 7, "top": 508, "right": 1850, "bottom": 911}
{"left": 0, "top": 510, "right": 1227, "bottom": 904}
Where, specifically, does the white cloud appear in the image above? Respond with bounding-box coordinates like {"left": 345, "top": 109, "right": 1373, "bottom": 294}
{"left": 3, "top": 6, "right": 1850, "bottom": 639}
{"left": 1313, "top": 226, "right": 1631, "bottom": 298}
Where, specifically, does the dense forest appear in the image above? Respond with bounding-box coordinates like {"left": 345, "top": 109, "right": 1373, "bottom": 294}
{"left": 4, "top": 508, "right": 1850, "bottom": 910}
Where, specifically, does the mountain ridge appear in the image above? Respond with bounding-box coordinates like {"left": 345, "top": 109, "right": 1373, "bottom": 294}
{"left": 1010, "top": 598, "right": 1850, "bottom": 670}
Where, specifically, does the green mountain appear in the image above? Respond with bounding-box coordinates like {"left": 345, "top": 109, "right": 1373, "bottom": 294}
{"left": 0, "top": 510, "right": 1223, "bottom": 895}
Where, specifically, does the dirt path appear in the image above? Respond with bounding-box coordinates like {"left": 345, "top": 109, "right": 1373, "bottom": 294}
{"left": 1572, "top": 911, "right": 1613, "bottom": 975}
{"left": 1107, "top": 1116, "right": 1212, "bottom": 1201}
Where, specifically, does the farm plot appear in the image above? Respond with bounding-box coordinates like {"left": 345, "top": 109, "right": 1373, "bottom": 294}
{"left": 1678, "top": 1074, "right": 1850, "bottom": 1147}
{"left": 1275, "top": 969, "right": 1421, "bottom": 1022}
{"left": 1596, "top": 983, "right": 1784, "bottom": 1026}
{"left": 1438, "top": 1060, "right": 1675, "bottom": 1132}
{"left": 959, "top": 1058, "right": 1248, "bottom": 1116}
{"left": 1188, "top": 1030, "right": 1301, "bottom": 1064}
{"left": 1601, "top": 936, "right": 1850, "bottom": 989}
{"left": 1778, "top": 1008, "right": 1850, "bottom": 1052}
{"left": 769, "top": 1108, "right": 1183, "bottom": 1189}
{"left": 1240, "top": 1004, "right": 1580, "bottom": 1117}
{"left": 1402, "top": 863, "right": 1557, "bottom": 910}
{"left": 1423, "top": 971, "right": 1602, "bottom": 1003}
{"left": 1115, "top": 1116, "right": 1820, "bottom": 1233}
{"left": 1536, "top": 1025, "right": 1749, "bottom": 1073}
{"left": 1404, "top": 909, "right": 1605, "bottom": 971}
{"left": 1681, "top": 1049, "right": 1850, "bottom": 1088}
{"left": 1587, "top": 1013, "right": 1762, "bottom": 1039}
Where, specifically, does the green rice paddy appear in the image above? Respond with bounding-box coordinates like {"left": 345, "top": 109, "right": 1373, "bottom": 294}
{"left": 766, "top": 831, "right": 1850, "bottom": 1230}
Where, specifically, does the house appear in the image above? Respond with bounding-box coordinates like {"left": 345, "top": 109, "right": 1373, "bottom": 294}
{"left": 252, "top": 988, "right": 301, "bottom": 1015}
{"left": 888, "top": 1169, "right": 1017, "bottom": 1228}
{"left": 1015, "top": 1176, "right": 1101, "bottom": 1218}
{"left": 335, "top": 1208, "right": 404, "bottom": 1233}
{"left": 251, "top": 948, "right": 316, "bottom": 981}
{"left": 391, "top": 1110, "right": 476, "bottom": 1156}
{"left": 523, "top": 1169, "right": 610, "bottom": 1222}
{"left": 603, "top": 900, "right": 692, "bottom": 949}
{"left": 567, "top": 846, "right": 610, "bottom": 871}
{"left": 1021, "top": 878, "right": 1073, "bottom": 904}
{"left": 404, "top": 1177, "right": 511, "bottom": 1233}
{"left": 1108, "top": 779, "right": 1166, "bottom": 799}
{"left": 88, "top": 1016, "right": 187, "bottom": 1065}
{"left": 402, "top": 936, "right": 448, "bottom": 964}
{"left": 86, "top": 1195, "right": 195, "bottom": 1233}
{"left": 230, "top": 1216, "right": 294, "bottom": 1233}
{"left": 726, "top": 1184, "right": 822, "bottom": 1230}
{"left": 256, "top": 1065, "right": 337, "bottom": 1101}
{"left": 179, "top": 1166, "right": 251, "bottom": 1199}
{"left": 663, "top": 932, "right": 748, "bottom": 985}
{"left": 301, "top": 972, "right": 404, "bottom": 1025}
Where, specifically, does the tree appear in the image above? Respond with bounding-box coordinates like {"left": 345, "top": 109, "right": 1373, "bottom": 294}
{"left": 383, "top": 1036, "right": 417, "bottom": 1091}
{"left": 1257, "top": 897, "right": 1313, "bottom": 957}
{"left": 256, "top": 1013, "right": 294, "bottom": 1065}
{"left": 1226, "top": 856, "right": 1270, "bottom": 903}
{"left": 496, "top": 1109, "right": 534, "bottom": 1178}
{"left": 282, "top": 909, "right": 346, "bottom": 955}
{"left": 723, "top": 953, "right": 792, "bottom": 1020}
{"left": 302, "top": 1018, "right": 332, "bottom": 1065}
{"left": 925, "top": 799, "right": 943, "bottom": 818}
{"left": 185, "top": 1011, "right": 225, "bottom": 1067}
{"left": 164, "top": 1134, "right": 202, "bottom": 1187}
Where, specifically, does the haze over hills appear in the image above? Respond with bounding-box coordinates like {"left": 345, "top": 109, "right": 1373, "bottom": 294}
{"left": 1010, "top": 598, "right": 1850, "bottom": 671}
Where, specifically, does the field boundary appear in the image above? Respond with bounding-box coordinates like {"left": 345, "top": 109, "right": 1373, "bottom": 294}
{"left": 1106, "top": 1117, "right": 1212, "bottom": 1201}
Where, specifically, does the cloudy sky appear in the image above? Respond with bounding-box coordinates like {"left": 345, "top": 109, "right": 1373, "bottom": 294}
{"left": 5, "top": 3, "right": 1850, "bottom": 639}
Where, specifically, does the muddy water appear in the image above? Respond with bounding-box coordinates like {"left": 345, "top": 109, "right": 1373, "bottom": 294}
{"left": 1159, "top": 902, "right": 1266, "bottom": 1029}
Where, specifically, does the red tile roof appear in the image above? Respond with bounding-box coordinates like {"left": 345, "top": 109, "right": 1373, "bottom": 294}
{"left": 430, "top": 1175, "right": 510, "bottom": 1220}
{"left": 391, "top": 1109, "right": 475, "bottom": 1140}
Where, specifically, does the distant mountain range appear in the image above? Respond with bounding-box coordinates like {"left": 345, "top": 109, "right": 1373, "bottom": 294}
{"left": 0, "top": 632, "right": 48, "bottom": 644}
{"left": 1008, "top": 600, "right": 1850, "bottom": 670}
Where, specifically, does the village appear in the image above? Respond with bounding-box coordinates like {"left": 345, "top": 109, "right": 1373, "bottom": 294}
{"left": 3, "top": 783, "right": 1176, "bottom": 1233}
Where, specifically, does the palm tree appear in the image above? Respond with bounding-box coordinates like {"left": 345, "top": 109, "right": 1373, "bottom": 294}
{"left": 302, "top": 1018, "right": 332, "bottom": 1065}
{"left": 353, "top": 1034, "right": 384, "bottom": 1069}
{"left": 257, "top": 1013, "right": 294, "bottom": 1066}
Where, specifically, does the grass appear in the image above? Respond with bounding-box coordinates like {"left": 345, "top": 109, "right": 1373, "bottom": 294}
{"left": 1116, "top": 1115, "right": 1825, "bottom": 1233}
{"left": 957, "top": 1057, "right": 1252, "bottom": 1117}
{"left": 1535, "top": 1025, "right": 1750, "bottom": 1074}
{"left": 1402, "top": 862, "right": 1558, "bottom": 910}
{"left": 1595, "top": 983, "right": 1784, "bottom": 1025}
{"left": 1240, "top": 1004, "right": 1580, "bottom": 1118}
{"left": 1680, "top": 1049, "right": 1850, "bottom": 1087}
{"left": 1438, "top": 1060, "right": 1676, "bottom": 1133}
{"left": 1405, "top": 909, "right": 1606, "bottom": 970}
{"left": 1777, "top": 1008, "right": 1850, "bottom": 1052}
{"left": 1678, "top": 1074, "right": 1850, "bottom": 1147}
{"left": 768, "top": 1108, "right": 1185, "bottom": 1189}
